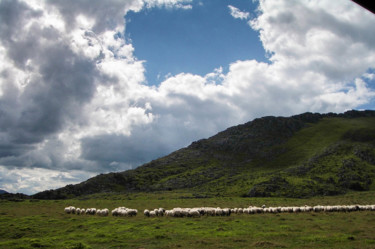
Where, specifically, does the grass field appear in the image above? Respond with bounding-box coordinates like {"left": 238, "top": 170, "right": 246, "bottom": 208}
{"left": 1, "top": 191, "right": 375, "bottom": 248}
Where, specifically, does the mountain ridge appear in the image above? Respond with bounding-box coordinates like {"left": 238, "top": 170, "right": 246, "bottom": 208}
{"left": 33, "top": 110, "right": 375, "bottom": 199}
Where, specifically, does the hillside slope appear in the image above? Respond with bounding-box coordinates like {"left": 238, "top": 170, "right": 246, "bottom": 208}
{"left": 33, "top": 110, "right": 375, "bottom": 199}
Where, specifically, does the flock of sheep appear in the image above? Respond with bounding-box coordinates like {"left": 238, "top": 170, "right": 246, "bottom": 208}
{"left": 143, "top": 204, "right": 375, "bottom": 217}
{"left": 64, "top": 206, "right": 110, "bottom": 216}
{"left": 64, "top": 204, "right": 375, "bottom": 218}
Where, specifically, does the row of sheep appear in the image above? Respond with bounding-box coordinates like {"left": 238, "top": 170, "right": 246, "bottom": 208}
{"left": 65, "top": 204, "right": 375, "bottom": 218}
{"left": 64, "top": 206, "right": 137, "bottom": 217}
{"left": 144, "top": 204, "right": 375, "bottom": 218}
{"left": 111, "top": 207, "right": 138, "bottom": 217}
{"left": 64, "top": 206, "right": 110, "bottom": 216}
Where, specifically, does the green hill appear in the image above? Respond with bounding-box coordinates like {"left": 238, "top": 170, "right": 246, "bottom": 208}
{"left": 33, "top": 110, "right": 375, "bottom": 199}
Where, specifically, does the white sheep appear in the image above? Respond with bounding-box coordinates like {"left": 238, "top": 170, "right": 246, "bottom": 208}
{"left": 144, "top": 209, "right": 150, "bottom": 217}
{"left": 97, "top": 208, "right": 109, "bottom": 216}
{"left": 188, "top": 209, "right": 200, "bottom": 217}
{"left": 292, "top": 207, "right": 300, "bottom": 213}
{"left": 215, "top": 208, "right": 223, "bottom": 216}
{"left": 173, "top": 208, "right": 182, "bottom": 217}
{"left": 64, "top": 206, "right": 75, "bottom": 214}
{"left": 165, "top": 210, "right": 174, "bottom": 217}
{"left": 158, "top": 208, "right": 165, "bottom": 216}
{"left": 139, "top": 203, "right": 375, "bottom": 219}
{"left": 111, "top": 207, "right": 138, "bottom": 217}
{"left": 154, "top": 209, "right": 159, "bottom": 216}
{"left": 87, "top": 208, "right": 97, "bottom": 215}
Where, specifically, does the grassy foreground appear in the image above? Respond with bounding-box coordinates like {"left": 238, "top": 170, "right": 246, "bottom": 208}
{"left": 1, "top": 191, "right": 375, "bottom": 248}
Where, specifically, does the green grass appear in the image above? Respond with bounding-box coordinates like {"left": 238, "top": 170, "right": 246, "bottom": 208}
{"left": 225, "top": 117, "right": 375, "bottom": 197}
{"left": 1, "top": 191, "right": 375, "bottom": 248}
{"left": 260, "top": 117, "right": 375, "bottom": 169}
{"left": 3, "top": 113, "right": 375, "bottom": 247}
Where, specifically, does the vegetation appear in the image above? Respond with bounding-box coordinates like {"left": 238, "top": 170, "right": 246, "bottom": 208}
{"left": 2, "top": 191, "right": 375, "bottom": 248}
{"left": 33, "top": 110, "right": 375, "bottom": 199}
{"left": 2, "top": 110, "right": 375, "bottom": 248}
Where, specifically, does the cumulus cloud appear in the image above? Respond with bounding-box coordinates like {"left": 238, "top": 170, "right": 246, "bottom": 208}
{"left": 249, "top": 0, "right": 375, "bottom": 81}
{"left": 363, "top": 73, "right": 375, "bottom": 80}
{"left": 144, "top": 0, "right": 192, "bottom": 9}
{"left": 228, "top": 5, "right": 250, "bottom": 20}
{"left": 0, "top": 166, "right": 95, "bottom": 194}
{"left": 0, "top": 0, "right": 374, "bottom": 194}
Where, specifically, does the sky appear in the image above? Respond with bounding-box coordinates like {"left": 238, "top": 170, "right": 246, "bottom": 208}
{"left": 0, "top": 0, "right": 374, "bottom": 194}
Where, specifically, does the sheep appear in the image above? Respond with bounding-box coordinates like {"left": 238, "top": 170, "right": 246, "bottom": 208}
{"left": 173, "top": 208, "right": 182, "bottom": 217}
{"left": 249, "top": 207, "right": 256, "bottom": 214}
{"left": 144, "top": 209, "right": 150, "bottom": 217}
{"left": 76, "top": 208, "right": 88, "bottom": 215}
{"left": 256, "top": 207, "right": 264, "bottom": 213}
{"left": 165, "top": 210, "right": 174, "bottom": 217}
{"left": 313, "top": 206, "right": 323, "bottom": 212}
{"left": 270, "top": 207, "right": 278, "bottom": 214}
{"left": 111, "top": 207, "right": 138, "bottom": 217}
{"left": 97, "top": 208, "right": 109, "bottom": 216}
{"left": 292, "top": 207, "right": 300, "bottom": 213}
{"left": 140, "top": 203, "right": 375, "bottom": 219}
{"left": 364, "top": 205, "right": 372, "bottom": 211}
{"left": 64, "top": 206, "right": 75, "bottom": 214}
{"left": 142, "top": 208, "right": 165, "bottom": 217}
{"left": 112, "top": 207, "right": 121, "bottom": 217}
{"left": 304, "top": 206, "right": 313, "bottom": 212}
{"left": 154, "top": 209, "right": 159, "bottom": 216}
{"left": 64, "top": 206, "right": 71, "bottom": 214}
{"left": 128, "top": 209, "right": 138, "bottom": 217}
{"left": 181, "top": 209, "right": 189, "bottom": 217}
{"left": 198, "top": 208, "right": 206, "bottom": 216}
{"left": 223, "top": 208, "right": 231, "bottom": 216}
{"left": 188, "top": 209, "right": 200, "bottom": 218}
{"left": 75, "top": 208, "right": 81, "bottom": 215}
{"left": 86, "top": 208, "right": 97, "bottom": 215}
{"left": 158, "top": 207, "right": 239, "bottom": 218}
{"left": 158, "top": 208, "right": 165, "bottom": 216}
{"left": 91, "top": 208, "right": 97, "bottom": 215}
{"left": 205, "top": 207, "right": 216, "bottom": 216}
{"left": 215, "top": 208, "right": 223, "bottom": 216}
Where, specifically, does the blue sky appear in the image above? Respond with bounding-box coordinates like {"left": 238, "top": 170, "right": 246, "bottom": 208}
{"left": 126, "top": 0, "right": 266, "bottom": 84}
{"left": 0, "top": 0, "right": 375, "bottom": 194}
{"left": 359, "top": 68, "right": 375, "bottom": 109}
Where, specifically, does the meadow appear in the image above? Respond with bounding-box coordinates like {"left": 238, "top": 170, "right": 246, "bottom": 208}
{"left": 1, "top": 191, "right": 375, "bottom": 248}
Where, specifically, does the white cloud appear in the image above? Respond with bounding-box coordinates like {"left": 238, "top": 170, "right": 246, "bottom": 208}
{"left": 363, "top": 73, "right": 375, "bottom": 81}
{"left": 144, "top": 0, "right": 192, "bottom": 9}
{"left": 228, "top": 5, "right": 250, "bottom": 20}
{"left": 249, "top": 0, "right": 375, "bottom": 80}
{"left": 1, "top": 0, "right": 375, "bottom": 194}
{"left": 0, "top": 166, "right": 95, "bottom": 195}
